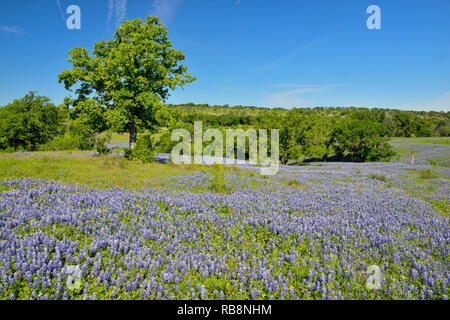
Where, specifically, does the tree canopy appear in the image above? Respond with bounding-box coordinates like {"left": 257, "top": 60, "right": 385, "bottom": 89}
{"left": 58, "top": 16, "right": 196, "bottom": 148}
{"left": 330, "top": 120, "right": 394, "bottom": 162}
{"left": 0, "top": 91, "right": 65, "bottom": 151}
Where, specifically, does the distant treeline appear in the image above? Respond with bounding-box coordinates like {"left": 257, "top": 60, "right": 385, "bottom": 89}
{"left": 1, "top": 93, "right": 449, "bottom": 164}
{"left": 158, "top": 103, "right": 449, "bottom": 164}
{"left": 170, "top": 103, "right": 450, "bottom": 138}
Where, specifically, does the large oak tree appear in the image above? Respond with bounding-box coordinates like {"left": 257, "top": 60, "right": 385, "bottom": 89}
{"left": 58, "top": 16, "right": 196, "bottom": 148}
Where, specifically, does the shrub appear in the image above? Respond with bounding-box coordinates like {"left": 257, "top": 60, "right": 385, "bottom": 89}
{"left": 368, "top": 173, "right": 388, "bottom": 182}
{"left": 0, "top": 91, "right": 66, "bottom": 151}
{"left": 428, "top": 159, "right": 438, "bottom": 167}
{"left": 125, "top": 134, "right": 155, "bottom": 163}
{"left": 68, "top": 119, "right": 96, "bottom": 150}
{"left": 43, "top": 132, "right": 83, "bottom": 151}
{"left": 331, "top": 120, "right": 395, "bottom": 162}
{"left": 155, "top": 131, "right": 179, "bottom": 153}
{"left": 418, "top": 168, "right": 439, "bottom": 180}
{"left": 96, "top": 132, "right": 112, "bottom": 155}
{"left": 43, "top": 121, "right": 110, "bottom": 152}
{"left": 96, "top": 143, "right": 110, "bottom": 155}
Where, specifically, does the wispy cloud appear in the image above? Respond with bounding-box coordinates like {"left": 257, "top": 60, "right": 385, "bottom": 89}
{"left": 55, "top": 0, "right": 66, "bottom": 23}
{"left": 152, "top": 0, "right": 183, "bottom": 23}
{"left": 417, "top": 91, "right": 450, "bottom": 111}
{"left": 267, "top": 84, "right": 336, "bottom": 107}
{"left": 234, "top": 0, "right": 244, "bottom": 4}
{"left": 0, "top": 25, "right": 24, "bottom": 36}
{"left": 271, "top": 84, "right": 326, "bottom": 88}
{"left": 391, "top": 90, "right": 450, "bottom": 111}
{"left": 255, "top": 35, "right": 331, "bottom": 71}
{"left": 107, "top": 0, "right": 128, "bottom": 29}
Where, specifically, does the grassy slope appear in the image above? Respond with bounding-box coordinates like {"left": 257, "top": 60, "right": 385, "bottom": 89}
{"left": 110, "top": 132, "right": 129, "bottom": 142}
{"left": 389, "top": 137, "right": 450, "bottom": 164}
{"left": 0, "top": 155, "right": 224, "bottom": 189}
{"left": 389, "top": 136, "right": 450, "bottom": 145}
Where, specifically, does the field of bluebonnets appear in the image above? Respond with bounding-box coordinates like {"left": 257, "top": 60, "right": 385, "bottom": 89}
{"left": 0, "top": 139, "right": 449, "bottom": 300}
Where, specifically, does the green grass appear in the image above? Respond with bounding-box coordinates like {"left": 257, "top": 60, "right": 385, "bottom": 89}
{"left": 109, "top": 132, "right": 129, "bottom": 143}
{"left": 109, "top": 129, "right": 167, "bottom": 145}
{"left": 417, "top": 168, "right": 440, "bottom": 180}
{"left": 0, "top": 154, "right": 217, "bottom": 189}
{"left": 367, "top": 173, "right": 388, "bottom": 182}
{"left": 389, "top": 137, "right": 450, "bottom": 146}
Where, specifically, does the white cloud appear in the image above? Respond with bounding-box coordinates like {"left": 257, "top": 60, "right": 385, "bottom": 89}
{"left": 152, "top": 0, "right": 183, "bottom": 23}
{"left": 267, "top": 84, "right": 335, "bottom": 107}
{"left": 255, "top": 36, "right": 330, "bottom": 71}
{"left": 271, "top": 84, "right": 325, "bottom": 88}
{"left": 55, "top": 0, "right": 66, "bottom": 23}
{"left": 107, "top": 0, "right": 128, "bottom": 29}
{"left": 0, "top": 25, "right": 24, "bottom": 36}
{"left": 420, "top": 91, "right": 450, "bottom": 111}
{"left": 392, "top": 91, "right": 450, "bottom": 111}
{"left": 107, "top": 0, "right": 114, "bottom": 27}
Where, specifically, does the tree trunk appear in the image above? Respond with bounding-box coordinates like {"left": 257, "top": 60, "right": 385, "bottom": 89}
{"left": 129, "top": 122, "right": 137, "bottom": 149}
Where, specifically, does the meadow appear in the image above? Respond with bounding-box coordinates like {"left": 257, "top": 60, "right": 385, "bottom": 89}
{"left": 0, "top": 138, "right": 448, "bottom": 300}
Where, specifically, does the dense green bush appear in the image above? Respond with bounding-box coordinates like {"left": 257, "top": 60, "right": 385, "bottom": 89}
{"left": 367, "top": 173, "right": 388, "bottom": 182}
{"left": 155, "top": 130, "right": 180, "bottom": 154}
{"left": 125, "top": 134, "right": 155, "bottom": 163}
{"left": 68, "top": 119, "right": 97, "bottom": 149}
{"left": 418, "top": 168, "right": 439, "bottom": 179}
{"left": 0, "top": 91, "right": 66, "bottom": 151}
{"left": 43, "top": 132, "right": 84, "bottom": 151}
{"left": 43, "top": 119, "right": 98, "bottom": 151}
{"left": 42, "top": 120, "right": 111, "bottom": 152}
{"left": 96, "top": 132, "right": 112, "bottom": 155}
{"left": 330, "top": 120, "right": 395, "bottom": 162}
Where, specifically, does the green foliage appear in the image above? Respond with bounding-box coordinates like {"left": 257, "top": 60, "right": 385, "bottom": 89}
{"left": 43, "top": 119, "right": 98, "bottom": 151}
{"left": 173, "top": 104, "right": 449, "bottom": 139}
{"left": 391, "top": 111, "right": 433, "bottom": 137}
{"left": 58, "top": 16, "right": 196, "bottom": 148}
{"left": 331, "top": 120, "right": 395, "bottom": 162}
{"left": 137, "top": 104, "right": 448, "bottom": 164}
{"left": 428, "top": 159, "right": 438, "bottom": 167}
{"left": 125, "top": 134, "right": 155, "bottom": 163}
{"left": 96, "top": 132, "right": 112, "bottom": 155}
{"left": 43, "top": 132, "right": 84, "bottom": 151}
{"left": 367, "top": 173, "right": 388, "bottom": 182}
{"left": 418, "top": 168, "right": 440, "bottom": 180}
{"left": 68, "top": 119, "right": 97, "bottom": 149}
{"left": 68, "top": 98, "right": 108, "bottom": 132}
{"left": 155, "top": 130, "right": 179, "bottom": 153}
{"left": 283, "top": 178, "right": 305, "bottom": 189}
{"left": 0, "top": 91, "right": 66, "bottom": 151}
{"left": 278, "top": 112, "right": 396, "bottom": 163}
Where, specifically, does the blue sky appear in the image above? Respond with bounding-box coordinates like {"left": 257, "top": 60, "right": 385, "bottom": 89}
{"left": 0, "top": 0, "right": 449, "bottom": 111}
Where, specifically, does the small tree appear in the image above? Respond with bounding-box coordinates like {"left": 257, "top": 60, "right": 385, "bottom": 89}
{"left": 0, "top": 91, "right": 66, "bottom": 151}
{"left": 330, "top": 120, "right": 395, "bottom": 162}
{"left": 58, "top": 16, "right": 196, "bottom": 149}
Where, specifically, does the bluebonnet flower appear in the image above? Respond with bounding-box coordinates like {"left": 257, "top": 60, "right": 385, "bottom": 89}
{"left": 0, "top": 163, "right": 448, "bottom": 300}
